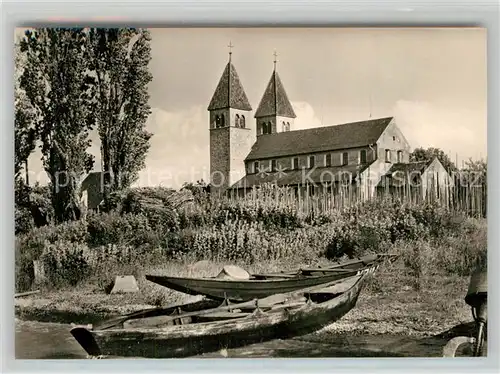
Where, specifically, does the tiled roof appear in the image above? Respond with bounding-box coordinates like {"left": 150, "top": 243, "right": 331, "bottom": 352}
{"left": 207, "top": 61, "right": 252, "bottom": 111}
{"left": 245, "top": 117, "right": 393, "bottom": 161}
{"left": 254, "top": 70, "right": 296, "bottom": 118}
{"left": 385, "top": 161, "right": 429, "bottom": 174}
{"left": 377, "top": 159, "right": 436, "bottom": 188}
{"left": 230, "top": 162, "right": 374, "bottom": 190}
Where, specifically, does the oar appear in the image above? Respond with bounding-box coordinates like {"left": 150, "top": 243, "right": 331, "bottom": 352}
{"left": 299, "top": 257, "right": 373, "bottom": 273}
{"left": 300, "top": 268, "right": 354, "bottom": 274}
{"left": 14, "top": 290, "right": 40, "bottom": 298}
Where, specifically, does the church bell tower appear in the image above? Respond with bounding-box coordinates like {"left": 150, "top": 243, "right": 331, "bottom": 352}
{"left": 254, "top": 51, "right": 296, "bottom": 137}
{"left": 208, "top": 43, "right": 254, "bottom": 194}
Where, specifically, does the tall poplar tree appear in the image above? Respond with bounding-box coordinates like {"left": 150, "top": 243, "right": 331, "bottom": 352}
{"left": 88, "top": 28, "right": 153, "bottom": 195}
{"left": 14, "top": 42, "right": 36, "bottom": 182}
{"left": 20, "top": 28, "right": 95, "bottom": 222}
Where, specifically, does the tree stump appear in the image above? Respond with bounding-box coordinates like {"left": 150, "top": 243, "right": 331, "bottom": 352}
{"left": 33, "top": 260, "right": 46, "bottom": 285}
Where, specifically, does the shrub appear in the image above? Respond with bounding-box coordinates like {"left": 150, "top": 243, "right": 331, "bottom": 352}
{"left": 40, "top": 241, "right": 91, "bottom": 288}
{"left": 434, "top": 218, "right": 487, "bottom": 276}
{"left": 213, "top": 204, "right": 302, "bottom": 230}
{"left": 14, "top": 184, "right": 488, "bottom": 291}
{"left": 183, "top": 219, "right": 329, "bottom": 264}
{"left": 85, "top": 243, "right": 157, "bottom": 292}
{"left": 399, "top": 240, "right": 436, "bottom": 290}
{"left": 15, "top": 206, "right": 35, "bottom": 235}
{"left": 323, "top": 199, "right": 474, "bottom": 261}
{"left": 16, "top": 219, "right": 89, "bottom": 264}
{"left": 86, "top": 211, "right": 161, "bottom": 248}
{"left": 119, "top": 187, "right": 187, "bottom": 231}
{"left": 15, "top": 240, "right": 35, "bottom": 292}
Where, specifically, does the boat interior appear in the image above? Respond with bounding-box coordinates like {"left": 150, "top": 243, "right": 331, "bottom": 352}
{"left": 96, "top": 276, "right": 360, "bottom": 331}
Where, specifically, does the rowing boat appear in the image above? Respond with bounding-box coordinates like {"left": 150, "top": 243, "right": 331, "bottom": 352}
{"left": 145, "top": 253, "right": 392, "bottom": 302}
{"left": 70, "top": 273, "right": 368, "bottom": 359}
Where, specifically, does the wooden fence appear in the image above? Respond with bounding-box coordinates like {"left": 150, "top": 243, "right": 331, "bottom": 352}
{"left": 219, "top": 174, "right": 487, "bottom": 218}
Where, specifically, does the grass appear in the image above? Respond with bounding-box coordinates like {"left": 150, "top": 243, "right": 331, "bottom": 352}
{"left": 327, "top": 266, "right": 472, "bottom": 337}
{"left": 14, "top": 255, "right": 476, "bottom": 337}
{"left": 15, "top": 257, "right": 331, "bottom": 324}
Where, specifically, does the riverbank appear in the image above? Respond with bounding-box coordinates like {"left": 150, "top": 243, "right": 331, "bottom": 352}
{"left": 14, "top": 260, "right": 474, "bottom": 338}
{"left": 14, "top": 318, "right": 480, "bottom": 359}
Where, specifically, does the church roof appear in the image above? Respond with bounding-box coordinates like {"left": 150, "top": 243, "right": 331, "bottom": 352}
{"left": 385, "top": 160, "right": 430, "bottom": 175}
{"left": 207, "top": 61, "right": 252, "bottom": 111}
{"left": 254, "top": 70, "right": 296, "bottom": 118}
{"left": 377, "top": 159, "right": 436, "bottom": 188}
{"left": 245, "top": 117, "right": 394, "bottom": 161}
{"left": 230, "top": 162, "right": 375, "bottom": 190}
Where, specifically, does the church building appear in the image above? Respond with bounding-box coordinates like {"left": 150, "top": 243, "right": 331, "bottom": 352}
{"left": 207, "top": 49, "right": 449, "bottom": 199}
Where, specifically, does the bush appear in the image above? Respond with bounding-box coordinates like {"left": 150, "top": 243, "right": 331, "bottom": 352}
{"left": 171, "top": 219, "right": 327, "bottom": 264}
{"left": 86, "top": 211, "right": 161, "bottom": 248}
{"left": 15, "top": 240, "right": 35, "bottom": 292}
{"left": 40, "top": 241, "right": 91, "bottom": 288}
{"left": 119, "top": 187, "right": 187, "bottom": 231}
{"left": 15, "top": 206, "right": 35, "bottom": 235}
{"left": 434, "top": 218, "right": 487, "bottom": 276}
{"left": 14, "top": 185, "right": 488, "bottom": 291}
{"left": 323, "top": 199, "right": 472, "bottom": 260}
{"left": 400, "top": 240, "right": 436, "bottom": 290}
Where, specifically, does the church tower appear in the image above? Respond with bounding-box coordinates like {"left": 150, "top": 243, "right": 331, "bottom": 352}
{"left": 208, "top": 44, "right": 254, "bottom": 193}
{"left": 254, "top": 51, "right": 296, "bottom": 136}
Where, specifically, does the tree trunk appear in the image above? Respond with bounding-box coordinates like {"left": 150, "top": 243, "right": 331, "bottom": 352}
{"left": 101, "top": 136, "right": 113, "bottom": 199}
{"left": 25, "top": 159, "right": 30, "bottom": 186}
{"left": 52, "top": 180, "right": 82, "bottom": 223}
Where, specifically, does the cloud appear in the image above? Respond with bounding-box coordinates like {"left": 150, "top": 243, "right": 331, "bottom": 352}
{"left": 291, "top": 101, "right": 323, "bottom": 130}
{"left": 136, "top": 106, "right": 210, "bottom": 188}
{"left": 392, "top": 100, "right": 487, "bottom": 165}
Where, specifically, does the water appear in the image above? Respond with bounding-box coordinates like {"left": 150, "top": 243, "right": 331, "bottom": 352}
{"left": 15, "top": 320, "right": 88, "bottom": 359}
{"left": 15, "top": 320, "right": 457, "bottom": 359}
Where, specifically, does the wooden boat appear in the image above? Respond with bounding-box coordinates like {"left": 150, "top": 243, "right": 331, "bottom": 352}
{"left": 145, "top": 253, "right": 393, "bottom": 302}
{"left": 70, "top": 273, "right": 368, "bottom": 359}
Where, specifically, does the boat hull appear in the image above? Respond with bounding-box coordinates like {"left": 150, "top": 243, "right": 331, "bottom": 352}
{"left": 145, "top": 254, "right": 382, "bottom": 302}
{"left": 71, "top": 275, "right": 366, "bottom": 359}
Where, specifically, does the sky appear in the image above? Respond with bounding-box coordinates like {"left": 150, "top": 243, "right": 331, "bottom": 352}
{"left": 21, "top": 27, "right": 487, "bottom": 189}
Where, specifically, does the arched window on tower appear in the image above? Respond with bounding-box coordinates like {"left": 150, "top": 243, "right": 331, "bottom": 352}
{"left": 267, "top": 122, "right": 272, "bottom": 134}
{"left": 282, "top": 121, "right": 286, "bottom": 132}
{"left": 241, "top": 115, "right": 246, "bottom": 128}
{"left": 215, "top": 115, "right": 221, "bottom": 128}
{"left": 260, "top": 122, "right": 266, "bottom": 135}
{"left": 286, "top": 122, "right": 290, "bottom": 131}
{"left": 220, "top": 113, "right": 225, "bottom": 127}
{"left": 235, "top": 114, "right": 240, "bottom": 128}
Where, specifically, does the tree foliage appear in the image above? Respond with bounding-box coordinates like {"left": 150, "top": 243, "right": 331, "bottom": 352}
{"left": 410, "top": 147, "right": 457, "bottom": 172}
{"left": 19, "top": 28, "right": 95, "bottom": 223}
{"left": 14, "top": 42, "right": 37, "bottom": 180}
{"left": 88, "top": 28, "right": 153, "bottom": 195}
{"left": 461, "top": 157, "right": 487, "bottom": 185}
{"left": 462, "top": 158, "right": 487, "bottom": 173}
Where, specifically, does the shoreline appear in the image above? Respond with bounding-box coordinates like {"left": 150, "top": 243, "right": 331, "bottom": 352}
{"left": 14, "top": 283, "right": 475, "bottom": 338}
